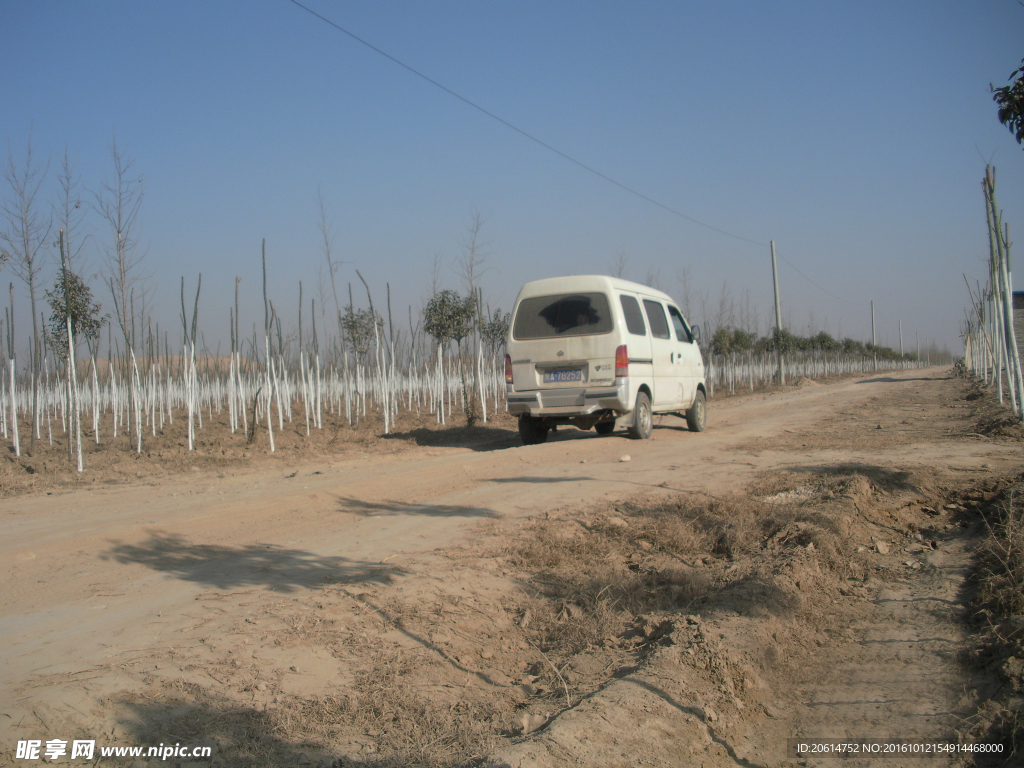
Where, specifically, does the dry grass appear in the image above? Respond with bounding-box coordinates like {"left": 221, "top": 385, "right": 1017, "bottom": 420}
{"left": 276, "top": 650, "right": 508, "bottom": 767}
{"left": 120, "top": 647, "right": 511, "bottom": 767}
{"left": 502, "top": 489, "right": 853, "bottom": 662}
{"left": 281, "top": 613, "right": 341, "bottom": 646}
{"left": 964, "top": 476, "right": 1024, "bottom": 766}
{"left": 975, "top": 489, "right": 1024, "bottom": 618}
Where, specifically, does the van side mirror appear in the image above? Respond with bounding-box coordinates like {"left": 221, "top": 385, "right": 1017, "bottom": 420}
{"left": 691, "top": 324, "right": 701, "bottom": 343}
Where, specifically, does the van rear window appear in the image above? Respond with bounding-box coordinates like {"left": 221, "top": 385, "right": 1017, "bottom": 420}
{"left": 513, "top": 293, "right": 614, "bottom": 339}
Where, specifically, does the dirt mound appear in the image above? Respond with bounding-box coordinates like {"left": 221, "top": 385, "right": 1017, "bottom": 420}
{"left": 976, "top": 412, "right": 1024, "bottom": 439}
{"left": 961, "top": 380, "right": 1024, "bottom": 440}
{"left": 482, "top": 465, "right": 1013, "bottom": 766}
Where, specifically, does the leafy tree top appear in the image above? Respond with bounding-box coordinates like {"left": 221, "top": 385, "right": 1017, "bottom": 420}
{"left": 342, "top": 305, "right": 383, "bottom": 357}
{"left": 45, "top": 269, "right": 105, "bottom": 360}
{"left": 992, "top": 57, "right": 1024, "bottom": 146}
{"left": 480, "top": 308, "right": 510, "bottom": 354}
{"left": 424, "top": 289, "right": 477, "bottom": 345}
{"left": 711, "top": 327, "right": 755, "bottom": 355}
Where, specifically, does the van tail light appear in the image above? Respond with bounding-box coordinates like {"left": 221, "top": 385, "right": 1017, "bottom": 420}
{"left": 504, "top": 354, "right": 513, "bottom": 385}
{"left": 615, "top": 345, "right": 628, "bottom": 378}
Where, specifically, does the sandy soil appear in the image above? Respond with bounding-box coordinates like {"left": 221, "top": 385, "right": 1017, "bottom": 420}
{"left": 1, "top": 367, "right": 1021, "bottom": 767}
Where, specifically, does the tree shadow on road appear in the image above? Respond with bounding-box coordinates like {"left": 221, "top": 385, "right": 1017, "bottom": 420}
{"left": 113, "top": 691, "right": 402, "bottom": 768}
{"left": 334, "top": 495, "right": 499, "bottom": 518}
{"left": 487, "top": 476, "right": 595, "bottom": 484}
{"left": 856, "top": 376, "right": 944, "bottom": 384}
{"left": 103, "top": 531, "right": 404, "bottom": 592}
{"left": 115, "top": 695, "right": 306, "bottom": 768}
{"left": 382, "top": 424, "right": 519, "bottom": 452}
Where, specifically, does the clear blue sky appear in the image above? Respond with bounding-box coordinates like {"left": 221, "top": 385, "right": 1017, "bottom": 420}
{"left": 3, "top": 0, "right": 1024, "bottom": 355}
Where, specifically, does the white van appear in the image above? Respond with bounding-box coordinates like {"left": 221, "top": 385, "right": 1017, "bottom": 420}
{"left": 504, "top": 275, "right": 707, "bottom": 444}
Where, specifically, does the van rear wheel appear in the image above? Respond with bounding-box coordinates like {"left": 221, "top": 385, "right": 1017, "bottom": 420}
{"left": 518, "top": 415, "right": 550, "bottom": 445}
{"left": 686, "top": 390, "right": 706, "bottom": 432}
{"left": 627, "top": 392, "right": 652, "bottom": 439}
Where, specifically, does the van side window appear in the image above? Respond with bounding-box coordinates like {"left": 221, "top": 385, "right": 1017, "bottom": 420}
{"left": 668, "top": 305, "right": 692, "bottom": 342}
{"left": 643, "top": 300, "right": 670, "bottom": 340}
{"left": 619, "top": 295, "right": 647, "bottom": 336}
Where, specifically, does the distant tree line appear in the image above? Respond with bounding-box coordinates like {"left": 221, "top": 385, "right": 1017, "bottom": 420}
{"left": 709, "top": 326, "right": 915, "bottom": 361}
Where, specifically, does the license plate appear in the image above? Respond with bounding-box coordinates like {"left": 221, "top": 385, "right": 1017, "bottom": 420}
{"left": 543, "top": 368, "right": 583, "bottom": 383}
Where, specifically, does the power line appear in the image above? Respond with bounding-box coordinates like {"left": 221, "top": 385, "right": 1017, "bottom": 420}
{"left": 289, "top": 0, "right": 766, "bottom": 248}
{"left": 290, "top": 1, "right": 856, "bottom": 305}
{"left": 776, "top": 252, "right": 853, "bottom": 305}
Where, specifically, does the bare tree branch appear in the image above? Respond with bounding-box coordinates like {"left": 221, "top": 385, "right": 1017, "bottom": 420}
{"left": 55, "top": 148, "right": 89, "bottom": 275}
{"left": 94, "top": 137, "right": 147, "bottom": 353}
{"left": 458, "top": 210, "right": 490, "bottom": 297}
{"left": 1, "top": 135, "right": 51, "bottom": 449}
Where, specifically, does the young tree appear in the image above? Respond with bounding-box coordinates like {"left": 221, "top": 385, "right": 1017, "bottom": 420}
{"left": 766, "top": 327, "right": 797, "bottom": 355}
{"left": 316, "top": 185, "right": 346, "bottom": 356}
{"left": 341, "top": 304, "right": 383, "bottom": 363}
{"left": 95, "top": 139, "right": 145, "bottom": 351}
{"left": 992, "top": 57, "right": 1024, "bottom": 146}
{"left": 46, "top": 231, "right": 104, "bottom": 471}
{"left": 94, "top": 138, "right": 146, "bottom": 448}
{"left": 425, "top": 291, "right": 476, "bottom": 349}
{"left": 44, "top": 262, "right": 104, "bottom": 357}
{"left": 711, "top": 326, "right": 734, "bottom": 356}
{"left": 1, "top": 137, "right": 50, "bottom": 451}
{"left": 811, "top": 331, "right": 838, "bottom": 351}
{"left": 457, "top": 213, "right": 492, "bottom": 422}
{"left": 480, "top": 307, "right": 511, "bottom": 359}
{"left": 424, "top": 289, "right": 478, "bottom": 426}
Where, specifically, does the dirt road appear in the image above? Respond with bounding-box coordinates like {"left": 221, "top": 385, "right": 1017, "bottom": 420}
{"left": 1, "top": 368, "right": 1020, "bottom": 767}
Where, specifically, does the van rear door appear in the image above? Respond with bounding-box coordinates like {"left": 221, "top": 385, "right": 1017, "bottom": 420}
{"left": 509, "top": 292, "right": 616, "bottom": 390}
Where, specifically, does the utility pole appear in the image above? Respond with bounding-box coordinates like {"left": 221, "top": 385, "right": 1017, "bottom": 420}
{"left": 771, "top": 241, "right": 785, "bottom": 385}
{"left": 899, "top": 319, "right": 903, "bottom": 357}
{"left": 871, "top": 301, "right": 877, "bottom": 371}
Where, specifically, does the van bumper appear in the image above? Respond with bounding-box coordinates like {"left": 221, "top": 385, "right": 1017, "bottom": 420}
{"left": 505, "top": 382, "right": 630, "bottom": 417}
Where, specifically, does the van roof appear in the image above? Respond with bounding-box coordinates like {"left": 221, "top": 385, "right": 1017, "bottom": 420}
{"left": 516, "top": 275, "right": 676, "bottom": 304}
